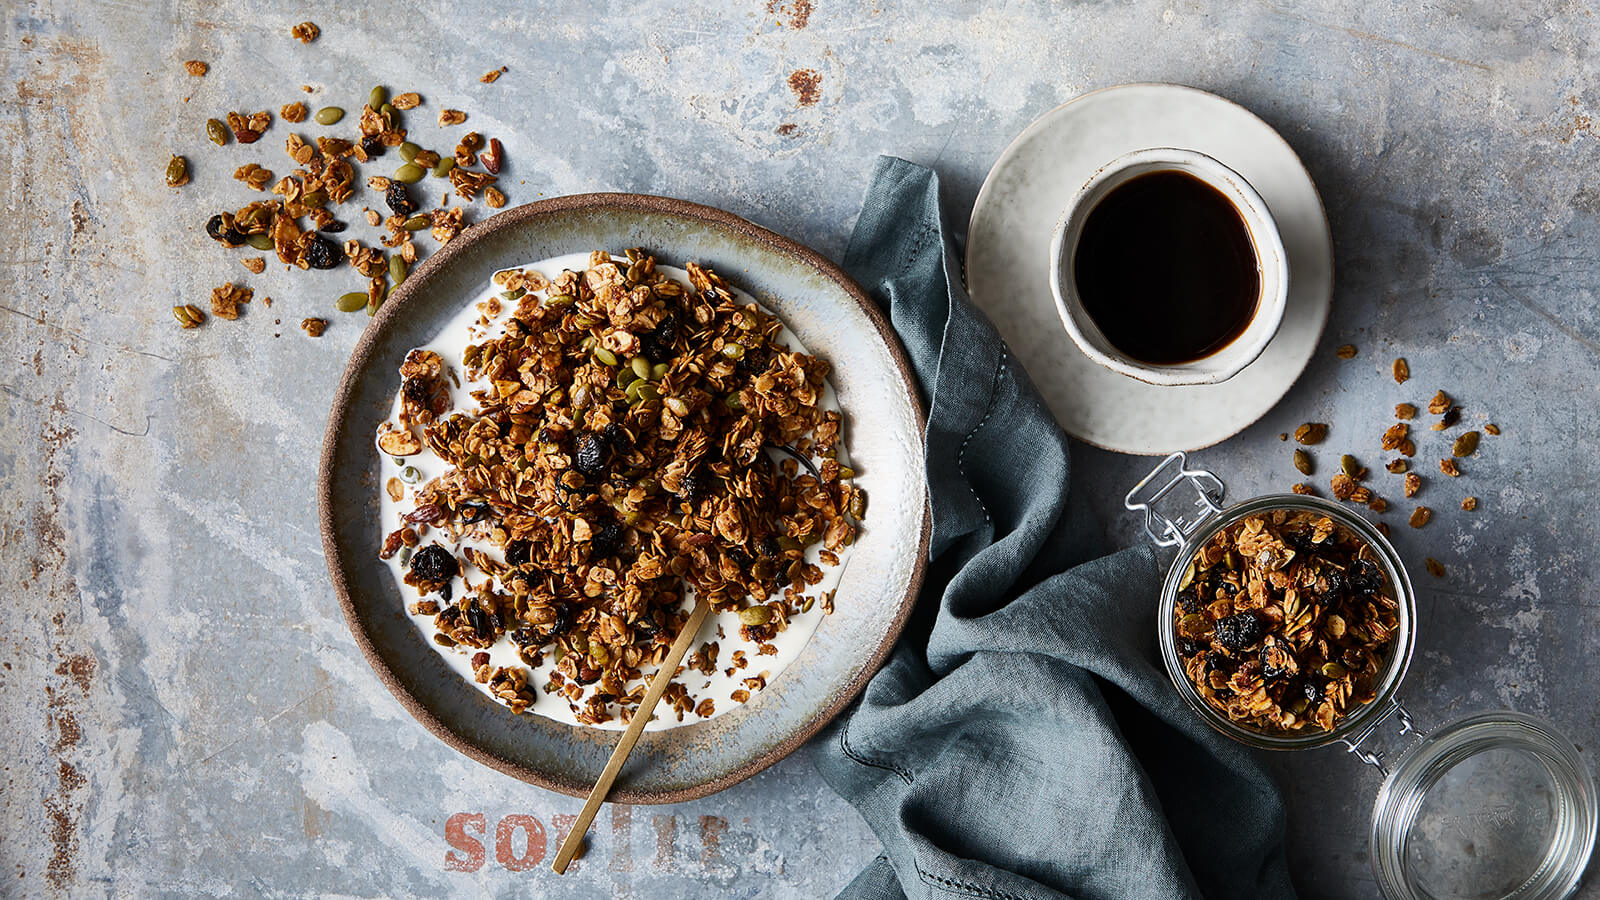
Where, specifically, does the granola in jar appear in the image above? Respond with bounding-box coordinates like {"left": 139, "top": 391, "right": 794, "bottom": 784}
{"left": 1172, "top": 508, "right": 1400, "bottom": 735}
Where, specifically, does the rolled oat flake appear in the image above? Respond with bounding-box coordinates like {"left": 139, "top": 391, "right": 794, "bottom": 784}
{"left": 1126, "top": 451, "right": 1598, "bottom": 900}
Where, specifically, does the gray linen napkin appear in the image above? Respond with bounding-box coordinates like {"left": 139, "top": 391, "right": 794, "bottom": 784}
{"left": 814, "top": 157, "right": 1297, "bottom": 900}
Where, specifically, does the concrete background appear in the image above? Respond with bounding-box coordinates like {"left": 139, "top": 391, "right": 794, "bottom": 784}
{"left": 4, "top": 0, "right": 1599, "bottom": 896}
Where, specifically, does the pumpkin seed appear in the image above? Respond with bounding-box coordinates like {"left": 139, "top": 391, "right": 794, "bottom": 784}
{"left": 1424, "top": 557, "right": 1446, "bottom": 578}
{"left": 398, "top": 547, "right": 412, "bottom": 565}
{"left": 616, "top": 366, "right": 638, "bottom": 388}
{"left": 165, "top": 155, "right": 189, "bottom": 187}
{"left": 664, "top": 396, "right": 690, "bottom": 417}
{"left": 1340, "top": 454, "right": 1360, "bottom": 478}
{"left": 369, "top": 85, "right": 387, "bottom": 108}
{"left": 403, "top": 214, "right": 430, "bottom": 231}
{"left": 501, "top": 287, "right": 526, "bottom": 302}
{"left": 720, "top": 342, "right": 745, "bottom": 359}
{"left": 400, "top": 466, "right": 422, "bottom": 484}
{"left": 738, "top": 606, "right": 771, "bottom": 626}
{"left": 1320, "top": 662, "right": 1348, "bottom": 678}
{"left": 205, "top": 117, "right": 228, "bottom": 145}
{"left": 801, "top": 595, "right": 816, "bottom": 613}
{"left": 776, "top": 536, "right": 802, "bottom": 552}
{"left": 546, "top": 293, "right": 574, "bottom": 307}
{"left": 839, "top": 466, "right": 856, "bottom": 479}
{"left": 579, "top": 336, "right": 597, "bottom": 351}
{"left": 336, "top": 291, "right": 368, "bottom": 312}
{"left": 380, "top": 102, "right": 396, "bottom": 121}
{"left": 432, "top": 632, "right": 456, "bottom": 647}
{"left": 593, "top": 347, "right": 618, "bottom": 366}
{"left": 398, "top": 141, "right": 420, "bottom": 163}
{"left": 650, "top": 362, "right": 669, "bottom": 380}
{"left": 1292, "top": 449, "right": 1312, "bottom": 476}
{"left": 389, "top": 255, "right": 408, "bottom": 285}
{"left": 1452, "top": 431, "right": 1480, "bottom": 457}
{"left": 432, "top": 157, "right": 455, "bottom": 178}
{"left": 172, "top": 304, "right": 203, "bottom": 328}
{"left": 314, "top": 106, "right": 345, "bottom": 125}
{"left": 590, "top": 644, "right": 610, "bottom": 666}
{"left": 246, "top": 232, "right": 274, "bottom": 251}
{"left": 1293, "top": 422, "right": 1328, "bottom": 445}
{"left": 624, "top": 380, "right": 643, "bottom": 402}
{"left": 301, "top": 189, "right": 328, "bottom": 208}
{"left": 724, "top": 393, "right": 744, "bottom": 410}
{"left": 630, "top": 356, "right": 652, "bottom": 381}
{"left": 849, "top": 490, "right": 867, "bottom": 519}
{"left": 393, "top": 163, "right": 424, "bottom": 183}
{"left": 635, "top": 382, "right": 660, "bottom": 402}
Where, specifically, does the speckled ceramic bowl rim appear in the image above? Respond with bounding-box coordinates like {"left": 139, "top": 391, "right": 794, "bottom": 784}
{"left": 317, "top": 192, "right": 930, "bottom": 803}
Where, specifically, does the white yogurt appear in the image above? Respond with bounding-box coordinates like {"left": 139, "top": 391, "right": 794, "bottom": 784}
{"left": 376, "top": 253, "right": 853, "bottom": 731}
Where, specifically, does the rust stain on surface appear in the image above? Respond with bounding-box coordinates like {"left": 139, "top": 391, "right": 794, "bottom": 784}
{"left": 767, "top": 0, "right": 813, "bottom": 29}
{"left": 698, "top": 814, "right": 727, "bottom": 869}
{"left": 787, "top": 68, "right": 821, "bottom": 106}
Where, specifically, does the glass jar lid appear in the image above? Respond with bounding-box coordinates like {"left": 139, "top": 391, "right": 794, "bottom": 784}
{"left": 1371, "top": 711, "right": 1598, "bottom": 900}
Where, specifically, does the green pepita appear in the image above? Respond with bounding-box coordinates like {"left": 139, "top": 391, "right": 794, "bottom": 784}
{"left": 593, "top": 347, "right": 619, "bottom": 366}
{"left": 720, "top": 342, "right": 745, "bottom": 359}
{"left": 398, "top": 546, "right": 413, "bottom": 565}
{"left": 205, "top": 118, "right": 228, "bottom": 146}
{"left": 398, "top": 141, "right": 420, "bottom": 163}
{"left": 624, "top": 380, "right": 643, "bottom": 402}
{"left": 301, "top": 189, "right": 328, "bottom": 208}
{"left": 849, "top": 490, "right": 867, "bottom": 519}
{"left": 630, "top": 356, "right": 652, "bottom": 381}
{"left": 400, "top": 466, "right": 422, "bottom": 484}
{"left": 246, "top": 233, "right": 274, "bottom": 251}
{"left": 369, "top": 85, "right": 388, "bottom": 108}
{"left": 650, "top": 362, "right": 669, "bottom": 380}
{"left": 738, "top": 606, "right": 772, "bottom": 626}
{"left": 724, "top": 393, "right": 744, "bottom": 411}
{"left": 432, "top": 631, "right": 455, "bottom": 647}
{"left": 800, "top": 595, "right": 816, "bottom": 613}
{"left": 393, "top": 163, "right": 425, "bottom": 183}
{"left": 635, "top": 383, "right": 660, "bottom": 402}
{"left": 1453, "top": 431, "right": 1480, "bottom": 457}
{"left": 1321, "top": 662, "right": 1348, "bottom": 678}
{"left": 617, "top": 367, "right": 638, "bottom": 388}
{"left": 501, "top": 287, "right": 526, "bottom": 302}
{"left": 403, "top": 214, "right": 430, "bottom": 231}
{"left": 389, "top": 255, "right": 408, "bottom": 285}
{"left": 546, "top": 293, "right": 574, "bottom": 307}
{"left": 314, "top": 106, "right": 345, "bottom": 125}
{"left": 1293, "top": 449, "right": 1312, "bottom": 476}
{"left": 839, "top": 466, "right": 856, "bottom": 479}
{"left": 165, "top": 155, "right": 188, "bottom": 187}
{"left": 380, "top": 102, "right": 396, "bottom": 121}
{"left": 336, "top": 291, "right": 368, "bottom": 312}
{"left": 1340, "top": 454, "right": 1360, "bottom": 478}
{"left": 432, "top": 157, "right": 455, "bottom": 178}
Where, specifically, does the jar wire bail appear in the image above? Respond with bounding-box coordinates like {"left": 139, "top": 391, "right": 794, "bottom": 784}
{"left": 1125, "top": 451, "right": 1227, "bottom": 548}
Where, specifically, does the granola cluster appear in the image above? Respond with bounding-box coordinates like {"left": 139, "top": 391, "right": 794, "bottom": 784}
{"left": 380, "top": 251, "right": 861, "bottom": 725}
{"left": 1174, "top": 509, "right": 1400, "bottom": 735}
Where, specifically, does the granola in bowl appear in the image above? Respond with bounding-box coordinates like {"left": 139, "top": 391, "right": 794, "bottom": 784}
{"left": 375, "top": 250, "right": 860, "bottom": 730}
{"left": 1171, "top": 507, "right": 1401, "bottom": 736}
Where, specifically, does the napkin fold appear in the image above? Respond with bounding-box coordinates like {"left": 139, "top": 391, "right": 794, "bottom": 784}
{"left": 813, "top": 157, "right": 1297, "bottom": 900}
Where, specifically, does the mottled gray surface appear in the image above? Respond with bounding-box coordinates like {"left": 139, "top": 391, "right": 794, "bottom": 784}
{"left": 4, "top": 1, "right": 1599, "bottom": 897}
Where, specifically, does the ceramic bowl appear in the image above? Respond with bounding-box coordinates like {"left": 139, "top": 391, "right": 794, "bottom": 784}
{"left": 318, "top": 193, "right": 929, "bottom": 802}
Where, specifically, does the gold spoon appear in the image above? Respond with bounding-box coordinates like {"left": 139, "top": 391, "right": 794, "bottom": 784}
{"left": 551, "top": 594, "right": 713, "bottom": 874}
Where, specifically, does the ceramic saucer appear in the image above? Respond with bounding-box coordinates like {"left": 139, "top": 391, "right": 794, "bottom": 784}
{"left": 965, "top": 83, "right": 1333, "bottom": 454}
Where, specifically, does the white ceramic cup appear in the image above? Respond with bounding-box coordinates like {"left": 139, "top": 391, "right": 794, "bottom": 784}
{"left": 1048, "top": 147, "right": 1288, "bottom": 387}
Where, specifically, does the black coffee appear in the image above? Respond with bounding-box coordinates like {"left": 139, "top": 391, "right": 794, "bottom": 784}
{"left": 1072, "top": 170, "right": 1260, "bottom": 365}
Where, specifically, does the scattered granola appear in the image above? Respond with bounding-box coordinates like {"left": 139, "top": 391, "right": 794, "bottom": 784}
{"left": 1462, "top": 496, "right": 1477, "bottom": 511}
{"left": 480, "top": 66, "right": 508, "bottom": 84}
{"left": 1427, "top": 390, "right": 1451, "bottom": 415}
{"left": 1425, "top": 558, "right": 1445, "bottom": 578}
{"left": 1335, "top": 344, "right": 1357, "bottom": 359}
{"left": 209, "top": 282, "right": 252, "bottom": 320}
{"left": 242, "top": 257, "right": 266, "bottom": 274}
{"left": 1439, "top": 458, "right": 1461, "bottom": 478}
{"left": 301, "top": 317, "right": 327, "bottom": 337}
{"left": 1392, "top": 357, "right": 1409, "bottom": 384}
{"left": 439, "top": 108, "right": 467, "bottom": 126}
{"left": 1404, "top": 472, "right": 1421, "bottom": 498}
{"left": 1386, "top": 459, "right": 1409, "bottom": 474}
{"left": 172, "top": 304, "right": 205, "bottom": 329}
{"left": 281, "top": 101, "right": 308, "bottom": 123}
{"left": 1484, "top": 423, "right": 1501, "bottom": 436}
{"left": 1173, "top": 509, "right": 1400, "bottom": 734}
{"left": 291, "top": 21, "right": 320, "bottom": 43}
{"left": 1294, "top": 422, "right": 1328, "bottom": 445}
{"left": 184, "top": 60, "right": 208, "bottom": 77}
{"left": 1409, "top": 507, "right": 1432, "bottom": 528}
{"left": 1395, "top": 403, "right": 1416, "bottom": 420}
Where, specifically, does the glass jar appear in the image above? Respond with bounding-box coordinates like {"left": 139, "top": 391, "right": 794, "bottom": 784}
{"left": 1127, "top": 453, "right": 1597, "bottom": 900}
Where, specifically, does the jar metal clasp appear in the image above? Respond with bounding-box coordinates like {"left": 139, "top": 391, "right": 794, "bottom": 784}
{"left": 1125, "top": 452, "right": 1227, "bottom": 548}
{"left": 1339, "top": 697, "right": 1422, "bottom": 777}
